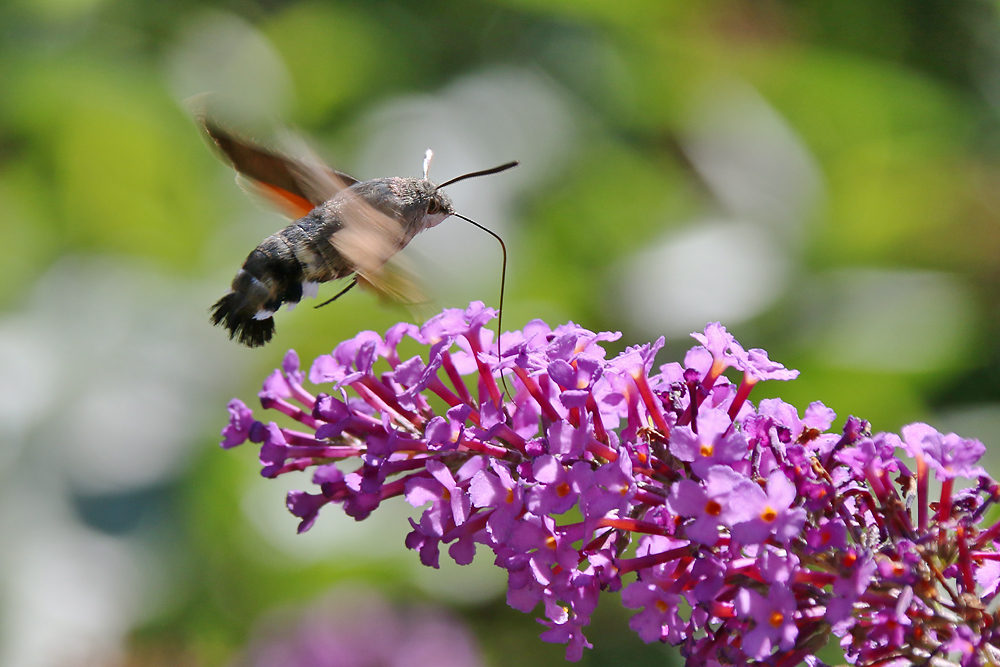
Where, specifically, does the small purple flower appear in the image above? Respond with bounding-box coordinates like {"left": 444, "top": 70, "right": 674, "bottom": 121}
{"left": 942, "top": 624, "right": 980, "bottom": 667}
{"left": 804, "top": 517, "right": 847, "bottom": 553}
{"left": 826, "top": 552, "right": 877, "bottom": 632}
{"left": 526, "top": 455, "right": 579, "bottom": 516}
{"left": 221, "top": 398, "right": 257, "bottom": 449}
{"left": 729, "top": 470, "right": 806, "bottom": 545}
{"left": 546, "top": 420, "right": 588, "bottom": 458}
{"left": 730, "top": 347, "right": 800, "bottom": 384}
{"left": 901, "top": 423, "right": 986, "bottom": 481}
{"left": 309, "top": 330, "right": 383, "bottom": 385}
{"left": 669, "top": 406, "right": 748, "bottom": 478}
{"left": 286, "top": 490, "right": 331, "bottom": 533}
{"left": 578, "top": 453, "right": 635, "bottom": 527}
{"left": 690, "top": 321, "right": 743, "bottom": 386}
{"left": 622, "top": 581, "right": 686, "bottom": 644}
{"left": 975, "top": 558, "right": 1000, "bottom": 597}
{"left": 470, "top": 459, "right": 524, "bottom": 542}
{"left": 735, "top": 582, "right": 798, "bottom": 658}
{"left": 404, "top": 459, "right": 482, "bottom": 567}
{"left": 669, "top": 466, "right": 753, "bottom": 545}
{"left": 538, "top": 613, "right": 593, "bottom": 662}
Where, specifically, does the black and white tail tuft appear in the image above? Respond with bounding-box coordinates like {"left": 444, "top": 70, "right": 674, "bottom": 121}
{"left": 210, "top": 293, "right": 275, "bottom": 347}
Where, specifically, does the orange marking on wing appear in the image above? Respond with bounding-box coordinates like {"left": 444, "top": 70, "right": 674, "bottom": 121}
{"left": 258, "top": 182, "right": 315, "bottom": 218}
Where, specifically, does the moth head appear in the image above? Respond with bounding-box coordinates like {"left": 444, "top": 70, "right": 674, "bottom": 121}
{"left": 422, "top": 189, "right": 454, "bottom": 228}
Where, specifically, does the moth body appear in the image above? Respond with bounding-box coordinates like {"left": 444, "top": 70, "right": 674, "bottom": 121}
{"left": 198, "top": 116, "right": 513, "bottom": 347}
{"left": 211, "top": 176, "right": 454, "bottom": 347}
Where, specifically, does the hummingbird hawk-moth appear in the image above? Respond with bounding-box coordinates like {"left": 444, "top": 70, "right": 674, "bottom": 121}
{"left": 200, "top": 118, "right": 517, "bottom": 347}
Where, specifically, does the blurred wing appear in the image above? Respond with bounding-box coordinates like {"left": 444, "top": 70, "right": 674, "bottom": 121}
{"left": 232, "top": 175, "right": 314, "bottom": 219}
{"left": 332, "top": 189, "right": 429, "bottom": 306}
{"left": 354, "top": 260, "right": 429, "bottom": 307}
{"left": 198, "top": 117, "right": 358, "bottom": 219}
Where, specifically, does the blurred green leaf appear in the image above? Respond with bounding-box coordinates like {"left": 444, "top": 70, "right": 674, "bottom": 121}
{"left": 519, "top": 141, "right": 698, "bottom": 318}
{"left": 3, "top": 58, "right": 219, "bottom": 270}
{"left": 264, "top": 4, "right": 402, "bottom": 126}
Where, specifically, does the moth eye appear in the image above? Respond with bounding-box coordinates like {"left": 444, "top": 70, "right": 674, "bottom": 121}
{"left": 427, "top": 200, "right": 439, "bottom": 214}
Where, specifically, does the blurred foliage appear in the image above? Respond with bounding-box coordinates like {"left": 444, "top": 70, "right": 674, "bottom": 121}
{"left": 3, "top": 0, "right": 1000, "bottom": 664}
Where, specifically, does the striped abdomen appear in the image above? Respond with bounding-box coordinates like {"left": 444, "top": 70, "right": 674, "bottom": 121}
{"left": 210, "top": 209, "right": 350, "bottom": 347}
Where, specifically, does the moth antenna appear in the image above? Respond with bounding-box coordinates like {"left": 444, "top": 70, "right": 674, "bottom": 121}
{"left": 423, "top": 149, "right": 434, "bottom": 181}
{"left": 452, "top": 212, "right": 512, "bottom": 401}
{"left": 435, "top": 161, "right": 519, "bottom": 190}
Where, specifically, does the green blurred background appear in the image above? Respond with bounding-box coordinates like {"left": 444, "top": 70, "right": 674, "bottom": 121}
{"left": 3, "top": 0, "right": 1000, "bottom": 664}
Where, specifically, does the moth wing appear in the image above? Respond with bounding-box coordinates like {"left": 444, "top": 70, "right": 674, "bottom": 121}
{"left": 355, "top": 260, "right": 430, "bottom": 308}
{"left": 331, "top": 188, "right": 430, "bottom": 307}
{"left": 232, "top": 175, "right": 315, "bottom": 219}
{"left": 198, "top": 116, "right": 357, "bottom": 219}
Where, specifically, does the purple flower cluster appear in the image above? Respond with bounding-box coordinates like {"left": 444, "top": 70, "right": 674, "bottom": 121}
{"left": 223, "top": 302, "right": 1000, "bottom": 665}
